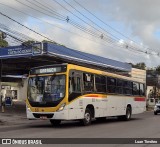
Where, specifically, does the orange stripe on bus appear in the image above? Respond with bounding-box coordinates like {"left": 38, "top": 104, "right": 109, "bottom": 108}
{"left": 85, "top": 95, "right": 99, "bottom": 97}
{"left": 84, "top": 94, "right": 107, "bottom": 98}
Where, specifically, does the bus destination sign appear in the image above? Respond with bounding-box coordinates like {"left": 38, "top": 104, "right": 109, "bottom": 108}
{"left": 30, "top": 65, "right": 67, "bottom": 75}
{"left": 39, "top": 67, "right": 61, "bottom": 73}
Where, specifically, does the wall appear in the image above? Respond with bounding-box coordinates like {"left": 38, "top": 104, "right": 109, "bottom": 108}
{"left": 130, "top": 68, "right": 146, "bottom": 83}
{"left": 1, "top": 79, "right": 28, "bottom": 101}
{"left": 18, "top": 79, "right": 28, "bottom": 101}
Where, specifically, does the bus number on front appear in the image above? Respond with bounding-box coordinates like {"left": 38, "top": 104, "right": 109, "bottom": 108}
{"left": 35, "top": 108, "right": 39, "bottom": 112}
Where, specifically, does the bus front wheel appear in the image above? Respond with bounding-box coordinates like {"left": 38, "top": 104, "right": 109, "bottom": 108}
{"left": 50, "top": 120, "right": 61, "bottom": 126}
{"left": 80, "top": 108, "right": 92, "bottom": 126}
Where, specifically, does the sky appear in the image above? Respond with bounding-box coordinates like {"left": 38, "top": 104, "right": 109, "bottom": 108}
{"left": 0, "top": 0, "right": 160, "bottom": 68}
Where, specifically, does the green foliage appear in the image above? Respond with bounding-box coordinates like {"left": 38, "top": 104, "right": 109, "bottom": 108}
{"left": 22, "top": 40, "right": 35, "bottom": 46}
{"left": 156, "top": 65, "right": 160, "bottom": 74}
{"left": 132, "top": 62, "right": 146, "bottom": 70}
{"left": 42, "top": 40, "right": 66, "bottom": 47}
{"left": 0, "top": 39, "right": 8, "bottom": 47}
{"left": 42, "top": 40, "right": 56, "bottom": 44}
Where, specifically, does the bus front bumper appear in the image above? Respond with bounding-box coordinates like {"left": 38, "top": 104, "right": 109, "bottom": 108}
{"left": 26, "top": 107, "right": 68, "bottom": 120}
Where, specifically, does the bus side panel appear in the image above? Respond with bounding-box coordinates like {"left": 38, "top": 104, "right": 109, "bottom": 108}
{"left": 68, "top": 96, "right": 108, "bottom": 119}
{"left": 106, "top": 95, "right": 126, "bottom": 116}
{"left": 130, "top": 101, "right": 146, "bottom": 114}
{"left": 68, "top": 99, "right": 85, "bottom": 120}
{"left": 106, "top": 95, "right": 145, "bottom": 117}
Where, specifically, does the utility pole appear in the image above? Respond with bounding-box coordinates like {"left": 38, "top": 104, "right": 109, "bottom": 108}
{"left": 0, "top": 31, "right": 6, "bottom": 111}
{"left": 0, "top": 59, "right": 2, "bottom": 109}
{"left": 0, "top": 31, "right": 7, "bottom": 40}
{"left": 0, "top": 32, "right": 2, "bottom": 107}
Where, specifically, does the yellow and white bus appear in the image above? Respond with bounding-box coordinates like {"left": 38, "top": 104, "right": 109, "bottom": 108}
{"left": 26, "top": 63, "right": 146, "bottom": 126}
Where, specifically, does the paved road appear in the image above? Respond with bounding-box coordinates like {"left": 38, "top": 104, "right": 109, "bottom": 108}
{"left": 0, "top": 111, "right": 159, "bottom": 137}
{"left": 1, "top": 111, "right": 160, "bottom": 147}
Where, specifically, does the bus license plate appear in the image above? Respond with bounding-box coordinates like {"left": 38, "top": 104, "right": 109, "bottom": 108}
{"left": 40, "top": 116, "right": 47, "bottom": 120}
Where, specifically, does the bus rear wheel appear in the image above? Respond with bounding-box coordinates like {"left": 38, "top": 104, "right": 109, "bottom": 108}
{"left": 118, "top": 106, "right": 132, "bottom": 121}
{"left": 80, "top": 108, "right": 92, "bottom": 126}
{"left": 50, "top": 120, "right": 61, "bottom": 126}
{"left": 125, "top": 106, "right": 132, "bottom": 120}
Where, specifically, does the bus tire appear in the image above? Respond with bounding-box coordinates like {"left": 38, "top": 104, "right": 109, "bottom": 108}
{"left": 81, "top": 108, "right": 92, "bottom": 126}
{"left": 50, "top": 120, "right": 61, "bottom": 126}
{"left": 124, "top": 106, "right": 132, "bottom": 121}
{"left": 118, "top": 106, "right": 132, "bottom": 121}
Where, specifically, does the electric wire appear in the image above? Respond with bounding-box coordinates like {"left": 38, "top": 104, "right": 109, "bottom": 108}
{"left": 0, "top": 1, "right": 157, "bottom": 56}
{"left": 0, "top": 2, "right": 114, "bottom": 48}
{"left": 0, "top": 11, "right": 55, "bottom": 43}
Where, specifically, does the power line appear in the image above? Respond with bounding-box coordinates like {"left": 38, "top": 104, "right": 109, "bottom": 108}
{"left": 53, "top": 0, "right": 107, "bottom": 37}
{"left": 63, "top": 0, "right": 121, "bottom": 41}
{"left": 53, "top": 0, "right": 151, "bottom": 54}
{"left": 72, "top": 0, "right": 136, "bottom": 42}
{"left": 14, "top": 0, "right": 115, "bottom": 44}
{"left": 21, "top": 0, "right": 104, "bottom": 40}
{"left": 0, "top": 2, "right": 114, "bottom": 48}
{"left": 0, "top": 1, "right": 157, "bottom": 56}
{"left": 62, "top": 0, "right": 155, "bottom": 54}
{"left": 0, "top": 11, "right": 56, "bottom": 43}
{"left": 0, "top": 23, "right": 35, "bottom": 41}
{"left": 0, "top": 29, "right": 25, "bottom": 43}
{"left": 27, "top": 0, "right": 66, "bottom": 19}
{"left": 15, "top": 0, "right": 65, "bottom": 21}
{"left": 72, "top": 0, "right": 160, "bottom": 54}
{"left": 14, "top": 0, "right": 131, "bottom": 48}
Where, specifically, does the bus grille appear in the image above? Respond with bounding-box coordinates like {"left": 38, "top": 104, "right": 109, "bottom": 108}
{"left": 33, "top": 113, "right": 54, "bottom": 118}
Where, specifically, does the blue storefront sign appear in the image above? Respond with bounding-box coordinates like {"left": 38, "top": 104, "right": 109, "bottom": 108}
{"left": 0, "top": 43, "right": 43, "bottom": 59}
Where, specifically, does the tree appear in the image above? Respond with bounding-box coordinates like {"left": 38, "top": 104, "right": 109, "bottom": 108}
{"left": 22, "top": 40, "right": 35, "bottom": 46}
{"left": 42, "top": 40, "right": 56, "bottom": 44}
{"left": 132, "top": 62, "right": 146, "bottom": 70}
{"left": 156, "top": 65, "right": 160, "bottom": 74}
{"left": 0, "top": 32, "right": 8, "bottom": 47}
{"left": 42, "top": 40, "right": 66, "bottom": 47}
{"left": 0, "top": 39, "right": 8, "bottom": 47}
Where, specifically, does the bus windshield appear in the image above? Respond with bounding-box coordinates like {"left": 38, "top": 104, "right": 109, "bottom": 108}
{"left": 28, "top": 75, "right": 65, "bottom": 103}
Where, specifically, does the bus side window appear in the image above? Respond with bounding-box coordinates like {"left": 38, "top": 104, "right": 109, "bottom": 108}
{"left": 107, "top": 77, "right": 116, "bottom": 93}
{"left": 140, "top": 83, "right": 145, "bottom": 96}
{"left": 95, "top": 75, "right": 106, "bottom": 93}
{"left": 133, "top": 82, "right": 140, "bottom": 95}
{"left": 123, "top": 81, "right": 132, "bottom": 95}
{"left": 116, "top": 79, "right": 123, "bottom": 94}
{"left": 83, "top": 73, "right": 94, "bottom": 93}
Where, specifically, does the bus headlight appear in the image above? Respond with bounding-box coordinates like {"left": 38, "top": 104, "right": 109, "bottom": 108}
{"left": 57, "top": 103, "right": 66, "bottom": 112}
{"left": 26, "top": 106, "right": 31, "bottom": 112}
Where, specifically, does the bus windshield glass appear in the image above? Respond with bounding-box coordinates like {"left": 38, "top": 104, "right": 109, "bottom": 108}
{"left": 28, "top": 75, "right": 65, "bottom": 103}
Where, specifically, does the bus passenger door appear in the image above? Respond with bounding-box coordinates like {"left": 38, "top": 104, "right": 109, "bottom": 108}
{"left": 68, "top": 71, "right": 84, "bottom": 119}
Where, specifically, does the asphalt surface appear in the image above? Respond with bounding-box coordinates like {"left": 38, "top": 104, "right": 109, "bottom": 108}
{"left": 0, "top": 111, "right": 158, "bottom": 138}
{"left": 1, "top": 103, "right": 160, "bottom": 147}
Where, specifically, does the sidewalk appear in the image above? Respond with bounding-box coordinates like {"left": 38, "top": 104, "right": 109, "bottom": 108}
{"left": 0, "top": 101, "right": 30, "bottom": 127}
